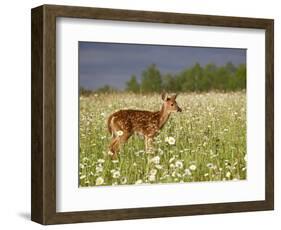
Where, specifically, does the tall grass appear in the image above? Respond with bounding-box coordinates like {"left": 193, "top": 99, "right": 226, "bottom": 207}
{"left": 79, "top": 92, "right": 246, "bottom": 187}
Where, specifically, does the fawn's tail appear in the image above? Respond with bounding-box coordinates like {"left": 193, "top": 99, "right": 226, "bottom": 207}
{"left": 107, "top": 115, "right": 114, "bottom": 135}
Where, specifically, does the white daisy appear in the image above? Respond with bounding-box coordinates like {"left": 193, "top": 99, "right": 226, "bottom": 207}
{"left": 148, "top": 174, "right": 156, "bottom": 182}
{"left": 108, "top": 151, "right": 114, "bottom": 156}
{"left": 175, "top": 160, "right": 183, "bottom": 169}
{"left": 189, "top": 164, "right": 197, "bottom": 171}
{"left": 150, "top": 156, "right": 160, "bottom": 164}
{"left": 95, "top": 165, "right": 103, "bottom": 173}
{"left": 95, "top": 177, "right": 104, "bottom": 185}
{"left": 167, "top": 137, "right": 176, "bottom": 145}
{"left": 112, "top": 170, "right": 121, "bottom": 178}
{"left": 158, "top": 148, "right": 164, "bottom": 155}
{"left": 97, "top": 159, "right": 105, "bottom": 164}
{"left": 183, "top": 168, "right": 192, "bottom": 176}
{"left": 135, "top": 179, "right": 143, "bottom": 185}
{"left": 226, "top": 172, "right": 231, "bottom": 178}
{"left": 121, "top": 177, "right": 127, "bottom": 184}
{"left": 116, "top": 130, "right": 124, "bottom": 136}
{"left": 82, "top": 157, "right": 89, "bottom": 162}
{"left": 150, "top": 168, "right": 157, "bottom": 176}
{"left": 169, "top": 163, "right": 175, "bottom": 169}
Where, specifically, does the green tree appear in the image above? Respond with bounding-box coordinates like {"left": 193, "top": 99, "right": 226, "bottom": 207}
{"left": 225, "top": 61, "right": 237, "bottom": 74}
{"left": 162, "top": 73, "right": 179, "bottom": 92}
{"left": 95, "top": 85, "right": 117, "bottom": 93}
{"left": 203, "top": 63, "right": 217, "bottom": 91}
{"left": 140, "top": 64, "right": 162, "bottom": 93}
{"left": 180, "top": 63, "right": 204, "bottom": 92}
{"left": 80, "top": 87, "right": 93, "bottom": 96}
{"left": 179, "top": 69, "right": 194, "bottom": 92}
{"left": 126, "top": 75, "right": 140, "bottom": 93}
{"left": 235, "top": 64, "right": 246, "bottom": 90}
{"left": 191, "top": 63, "right": 203, "bottom": 91}
{"left": 215, "top": 66, "right": 231, "bottom": 91}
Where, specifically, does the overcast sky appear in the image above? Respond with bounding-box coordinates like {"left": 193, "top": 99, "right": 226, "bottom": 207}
{"left": 79, "top": 42, "right": 246, "bottom": 90}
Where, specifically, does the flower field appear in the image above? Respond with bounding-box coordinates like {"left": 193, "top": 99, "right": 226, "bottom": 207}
{"left": 79, "top": 92, "right": 246, "bottom": 187}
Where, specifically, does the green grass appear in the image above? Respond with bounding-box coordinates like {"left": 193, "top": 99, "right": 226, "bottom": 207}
{"left": 79, "top": 92, "right": 246, "bottom": 187}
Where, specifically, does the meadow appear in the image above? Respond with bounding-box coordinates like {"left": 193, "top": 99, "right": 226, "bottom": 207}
{"left": 79, "top": 92, "right": 246, "bottom": 187}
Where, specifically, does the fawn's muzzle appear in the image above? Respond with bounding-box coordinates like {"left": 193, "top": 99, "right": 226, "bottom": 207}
{"left": 177, "top": 107, "right": 182, "bottom": 112}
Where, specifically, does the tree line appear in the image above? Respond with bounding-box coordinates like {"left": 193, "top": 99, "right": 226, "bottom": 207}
{"left": 80, "top": 62, "right": 246, "bottom": 95}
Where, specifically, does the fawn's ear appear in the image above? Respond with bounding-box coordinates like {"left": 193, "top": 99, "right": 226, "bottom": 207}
{"left": 161, "top": 92, "right": 168, "bottom": 101}
{"left": 171, "top": 94, "right": 178, "bottom": 100}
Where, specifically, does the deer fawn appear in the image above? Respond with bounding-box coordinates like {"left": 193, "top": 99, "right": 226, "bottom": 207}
{"left": 107, "top": 93, "right": 182, "bottom": 158}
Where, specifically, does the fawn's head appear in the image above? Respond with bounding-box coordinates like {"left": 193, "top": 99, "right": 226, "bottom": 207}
{"left": 161, "top": 92, "right": 182, "bottom": 113}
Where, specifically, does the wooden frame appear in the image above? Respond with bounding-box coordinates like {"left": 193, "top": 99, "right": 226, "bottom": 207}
{"left": 31, "top": 4, "right": 274, "bottom": 225}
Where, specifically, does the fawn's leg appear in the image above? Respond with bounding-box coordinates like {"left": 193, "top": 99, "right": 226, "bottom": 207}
{"left": 109, "top": 137, "right": 118, "bottom": 156}
{"left": 111, "top": 133, "right": 131, "bottom": 159}
{"left": 145, "top": 136, "right": 154, "bottom": 153}
{"left": 145, "top": 136, "right": 148, "bottom": 152}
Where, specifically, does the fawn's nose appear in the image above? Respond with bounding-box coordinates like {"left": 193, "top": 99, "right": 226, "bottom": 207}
{"left": 177, "top": 107, "right": 182, "bottom": 112}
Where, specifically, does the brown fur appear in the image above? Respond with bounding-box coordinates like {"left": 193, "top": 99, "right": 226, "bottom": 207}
{"left": 107, "top": 93, "right": 182, "bottom": 158}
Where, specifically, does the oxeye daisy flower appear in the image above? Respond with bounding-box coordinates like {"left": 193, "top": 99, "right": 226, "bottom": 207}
{"left": 150, "top": 156, "right": 160, "bottom": 164}
{"left": 150, "top": 169, "right": 157, "bottom": 176}
{"left": 107, "top": 151, "right": 114, "bottom": 156}
{"left": 97, "top": 159, "right": 105, "bottom": 164}
{"left": 112, "top": 170, "right": 121, "bottom": 179}
{"left": 167, "top": 137, "right": 176, "bottom": 145}
{"left": 95, "top": 165, "right": 103, "bottom": 173}
{"left": 189, "top": 164, "right": 197, "bottom": 171}
{"left": 148, "top": 174, "right": 156, "bottom": 182}
{"left": 135, "top": 179, "right": 143, "bottom": 185}
{"left": 121, "top": 177, "right": 127, "bottom": 184}
{"left": 226, "top": 172, "right": 231, "bottom": 178}
{"left": 95, "top": 177, "right": 104, "bottom": 185}
{"left": 175, "top": 160, "right": 183, "bottom": 169}
{"left": 116, "top": 130, "right": 124, "bottom": 136}
{"left": 183, "top": 168, "right": 192, "bottom": 176}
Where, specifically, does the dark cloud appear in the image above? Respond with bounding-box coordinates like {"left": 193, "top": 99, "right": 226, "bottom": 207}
{"left": 79, "top": 42, "right": 246, "bottom": 90}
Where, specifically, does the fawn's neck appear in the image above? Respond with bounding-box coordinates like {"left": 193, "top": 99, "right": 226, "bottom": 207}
{"left": 158, "top": 105, "right": 170, "bottom": 129}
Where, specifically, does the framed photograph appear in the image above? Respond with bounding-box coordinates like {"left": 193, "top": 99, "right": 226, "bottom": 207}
{"left": 31, "top": 4, "right": 274, "bottom": 225}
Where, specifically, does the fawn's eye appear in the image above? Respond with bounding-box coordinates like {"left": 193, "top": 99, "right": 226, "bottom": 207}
{"left": 171, "top": 103, "right": 174, "bottom": 106}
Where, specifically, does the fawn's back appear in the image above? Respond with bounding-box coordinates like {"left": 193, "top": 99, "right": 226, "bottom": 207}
{"left": 108, "top": 109, "right": 160, "bottom": 137}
